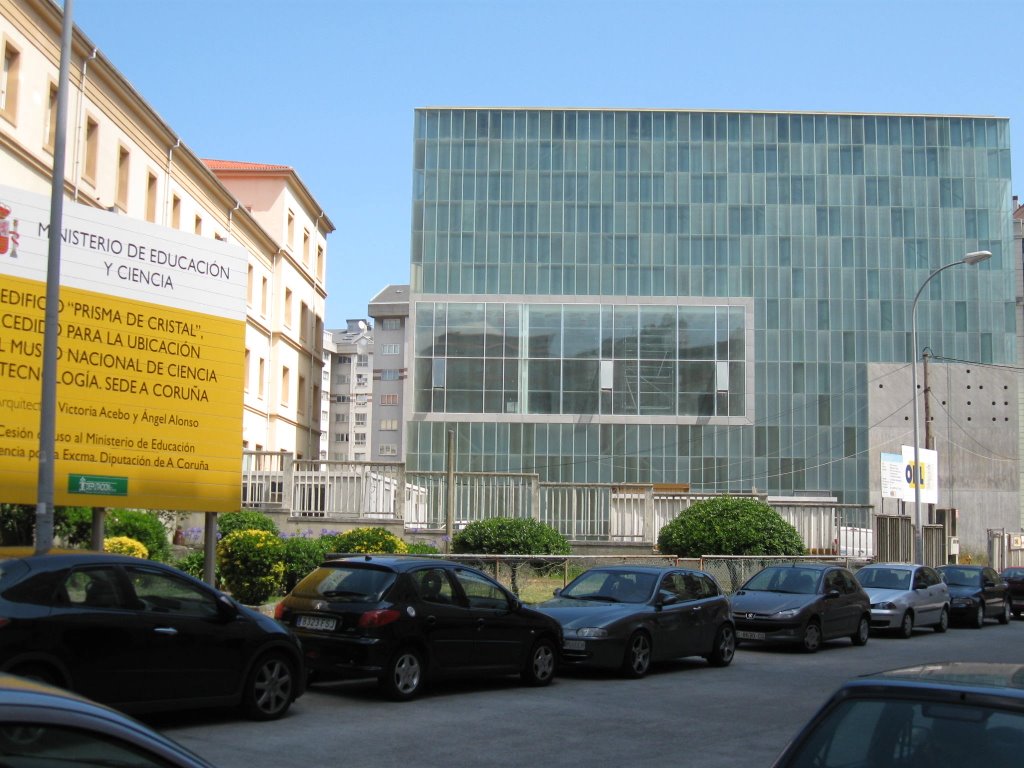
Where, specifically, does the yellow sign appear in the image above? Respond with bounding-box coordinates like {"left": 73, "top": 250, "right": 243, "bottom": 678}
{"left": 0, "top": 184, "right": 247, "bottom": 511}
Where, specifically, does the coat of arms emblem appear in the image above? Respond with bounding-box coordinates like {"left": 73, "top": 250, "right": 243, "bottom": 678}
{"left": 0, "top": 200, "right": 18, "bottom": 257}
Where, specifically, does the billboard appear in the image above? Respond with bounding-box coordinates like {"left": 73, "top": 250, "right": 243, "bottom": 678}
{"left": 900, "top": 445, "right": 938, "bottom": 505}
{"left": 0, "top": 183, "right": 247, "bottom": 511}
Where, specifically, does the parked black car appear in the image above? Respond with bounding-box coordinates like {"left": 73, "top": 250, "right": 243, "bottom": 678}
{"left": 0, "top": 673, "right": 216, "bottom": 767}
{"left": 0, "top": 552, "right": 304, "bottom": 720}
{"left": 937, "top": 564, "right": 1011, "bottom": 627}
{"left": 730, "top": 563, "right": 871, "bottom": 653}
{"left": 535, "top": 565, "right": 735, "bottom": 677}
{"left": 770, "top": 662, "right": 1024, "bottom": 768}
{"left": 275, "top": 556, "right": 562, "bottom": 700}
{"left": 1000, "top": 566, "right": 1024, "bottom": 618}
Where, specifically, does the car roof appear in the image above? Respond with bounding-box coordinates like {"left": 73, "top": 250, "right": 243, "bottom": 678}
{"left": 860, "top": 562, "right": 918, "bottom": 570}
{"left": 325, "top": 555, "right": 467, "bottom": 572}
{"left": 937, "top": 563, "right": 985, "bottom": 570}
{"left": 847, "top": 663, "right": 1024, "bottom": 701}
{"left": 578, "top": 565, "right": 683, "bottom": 575}
{"left": 762, "top": 562, "right": 837, "bottom": 572}
{"left": 0, "top": 551, "right": 148, "bottom": 571}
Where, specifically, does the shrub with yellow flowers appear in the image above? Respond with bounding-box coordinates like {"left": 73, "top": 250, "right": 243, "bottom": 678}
{"left": 103, "top": 536, "right": 149, "bottom": 559}
{"left": 217, "top": 529, "right": 285, "bottom": 605}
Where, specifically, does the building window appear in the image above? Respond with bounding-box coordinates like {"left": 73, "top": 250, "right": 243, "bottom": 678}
{"left": 171, "top": 194, "right": 181, "bottom": 229}
{"left": 261, "top": 277, "right": 268, "bottom": 315}
{"left": 1, "top": 40, "right": 21, "bottom": 124}
{"left": 380, "top": 369, "right": 400, "bottom": 381}
{"left": 335, "top": 433, "right": 349, "bottom": 443}
{"left": 43, "top": 82, "right": 57, "bottom": 151}
{"left": 145, "top": 172, "right": 158, "bottom": 223}
{"left": 382, "top": 318, "right": 402, "bottom": 330}
{"left": 317, "top": 245, "right": 324, "bottom": 281}
{"left": 194, "top": 214, "right": 202, "bottom": 235}
{"left": 355, "top": 395, "right": 368, "bottom": 405}
{"left": 115, "top": 145, "right": 130, "bottom": 211}
{"left": 334, "top": 413, "right": 347, "bottom": 422}
{"left": 356, "top": 355, "right": 369, "bottom": 368}
{"left": 244, "top": 349, "right": 250, "bottom": 392}
{"left": 297, "top": 374, "right": 307, "bottom": 414}
{"left": 381, "top": 344, "right": 400, "bottom": 355}
{"left": 258, "top": 358, "right": 265, "bottom": 398}
{"left": 380, "top": 394, "right": 398, "bottom": 406}
{"left": 379, "top": 444, "right": 398, "bottom": 457}
{"left": 380, "top": 419, "right": 398, "bottom": 431}
{"left": 83, "top": 116, "right": 98, "bottom": 184}
{"left": 335, "top": 373, "right": 350, "bottom": 385}
{"left": 284, "top": 289, "right": 293, "bottom": 327}
{"left": 300, "top": 302, "right": 309, "bottom": 342}
{"left": 303, "top": 230, "right": 310, "bottom": 265}
{"left": 355, "top": 413, "right": 367, "bottom": 427}
{"left": 353, "top": 433, "right": 366, "bottom": 446}
{"left": 281, "top": 366, "right": 290, "bottom": 406}
{"left": 286, "top": 209, "right": 294, "bottom": 249}
{"left": 355, "top": 374, "right": 368, "bottom": 387}
{"left": 246, "top": 265, "right": 253, "bottom": 305}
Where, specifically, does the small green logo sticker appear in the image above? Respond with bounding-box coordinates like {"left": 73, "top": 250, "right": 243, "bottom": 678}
{"left": 68, "top": 474, "right": 128, "bottom": 496}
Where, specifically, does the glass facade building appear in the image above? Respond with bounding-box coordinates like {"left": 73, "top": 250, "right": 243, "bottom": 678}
{"left": 407, "top": 109, "right": 1014, "bottom": 503}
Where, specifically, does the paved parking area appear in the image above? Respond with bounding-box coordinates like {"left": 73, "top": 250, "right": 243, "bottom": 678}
{"left": 145, "top": 619, "right": 1024, "bottom": 768}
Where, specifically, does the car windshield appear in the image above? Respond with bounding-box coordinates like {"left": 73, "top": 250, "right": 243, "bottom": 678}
{"left": 1002, "top": 569, "right": 1024, "bottom": 580}
{"left": 293, "top": 565, "right": 396, "bottom": 601}
{"left": 743, "top": 567, "right": 819, "bottom": 594}
{"left": 560, "top": 570, "right": 656, "bottom": 603}
{"left": 856, "top": 568, "right": 911, "bottom": 590}
{"left": 941, "top": 568, "right": 981, "bottom": 587}
{"left": 780, "top": 696, "right": 1024, "bottom": 768}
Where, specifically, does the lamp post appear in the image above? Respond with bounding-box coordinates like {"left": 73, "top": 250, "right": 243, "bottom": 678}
{"left": 910, "top": 250, "right": 991, "bottom": 564}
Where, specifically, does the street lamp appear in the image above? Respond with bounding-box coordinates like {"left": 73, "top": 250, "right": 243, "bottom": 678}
{"left": 910, "top": 250, "right": 991, "bottom": 564}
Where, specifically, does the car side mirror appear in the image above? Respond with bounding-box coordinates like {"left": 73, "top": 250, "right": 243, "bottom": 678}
{"left": 825, "top": 589, "right": 841, "bottom": 600}
{"left": 217, "top": 594, "right": 239, "bottom": 620}
{"left": 553, "top": 587, "right": 562, "bottom": 597}
{"left": 984, "top": 580, "right": 997, "bottom": 589}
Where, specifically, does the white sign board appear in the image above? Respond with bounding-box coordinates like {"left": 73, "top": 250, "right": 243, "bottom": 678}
{"left": 901, "top": 445, "right": 938, "bottom": 505}
{"left": 880, "top": 452, "right": 904, "bottom": 499}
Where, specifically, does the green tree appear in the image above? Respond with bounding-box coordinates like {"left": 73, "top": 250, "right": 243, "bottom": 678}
{"left": 657, "top": 496, "right": 805, "bottom": 558}
{"left": 217, "top": 529, "right": 285, "bottom": 605}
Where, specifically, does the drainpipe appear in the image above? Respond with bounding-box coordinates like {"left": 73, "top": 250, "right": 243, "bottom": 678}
{"left": 163, "top": 138, "right": 181, "bottom": 226}
{"left": 72, "top": 47, "right": 97, "bottom": 203}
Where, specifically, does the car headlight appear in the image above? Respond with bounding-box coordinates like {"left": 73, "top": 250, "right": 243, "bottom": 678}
{"left": 576, "top": 627, "right": 609, "bottom": 638}
{"left": 952, "top": 597, "right": 976, "bottom": 607}
{"left": 872, "top": 602, "right": 897, "bottom": 610}
{"left": 773, "top": 608, "right": 801, "bottom": 619}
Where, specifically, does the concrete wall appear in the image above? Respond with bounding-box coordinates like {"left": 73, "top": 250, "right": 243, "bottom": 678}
{"left": 868, "top": 361, "right": 1020, "bottom": 555}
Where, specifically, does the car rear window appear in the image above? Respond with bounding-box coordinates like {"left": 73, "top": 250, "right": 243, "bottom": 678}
{"left": 292, "top": 565, "right": 396, "bottom": 602}
{"left": 857, "top": 568, "right": 911, "bottom": 590}
{"left": 783, "top": 696, "right": 1024, "bottom": 768}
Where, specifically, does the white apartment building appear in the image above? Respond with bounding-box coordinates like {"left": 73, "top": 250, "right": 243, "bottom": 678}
{"left": 323, "top": 321, "right": 374, "bottom": 461}
{"left": 0, "top": 0, "right": 333, "bottom": 461}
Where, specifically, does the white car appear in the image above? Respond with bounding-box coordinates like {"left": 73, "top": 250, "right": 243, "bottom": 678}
{"left": 855, "top": 563, "right": 950, "bottom": 637}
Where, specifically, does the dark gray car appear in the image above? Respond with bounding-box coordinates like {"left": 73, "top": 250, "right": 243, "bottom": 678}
{"left": 731, "top": 563, "right": 870, "bottom": 653}
{"left": 536, "top": 566, "right": 735, "bottom": 677}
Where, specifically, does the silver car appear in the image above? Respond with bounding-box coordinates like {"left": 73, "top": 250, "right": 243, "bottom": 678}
{"left": 855, "top": 563, "right": 950, "bottom": 637}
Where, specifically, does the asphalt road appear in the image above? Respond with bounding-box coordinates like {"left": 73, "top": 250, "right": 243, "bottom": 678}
{"left": 144, "top": 619, "right": 1024, "bottom": 768}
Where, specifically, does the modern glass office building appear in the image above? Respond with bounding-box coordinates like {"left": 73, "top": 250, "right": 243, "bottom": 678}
{"left": 406, "top": 109, "right": 1013, "bottom": 504}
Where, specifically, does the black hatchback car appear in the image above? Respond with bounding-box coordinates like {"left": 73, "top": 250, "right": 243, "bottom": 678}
{"left": 275, "top": 556, "right": 562, "bottom": 700}
{"left": 937, "top": 564, "right": 1012, "bottom": 627}
{"left": 0, "top": 552, "right": 304, "bottom": 720}
{"left": 730, "top": 563, "right": 871, "bottom": 653}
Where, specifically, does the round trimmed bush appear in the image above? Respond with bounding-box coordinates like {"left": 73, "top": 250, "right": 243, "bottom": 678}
{"left": 452, "top": 517, "right": 570, "bottom": 555}
{"left": 326, "top": 527, "right": 408, "bottom": 555}
{"left": 657, "top": 496, "right": 805, "bottom": 557}
{"left": 104, "top": 509, "right": 170, "bottom": 561}
{"left": 103, "top": 536, "right": 148, "bottom": 559}
{"left": 217, "top": 510, "right": 279, "bottom": 539}
{"left": 217, "top": 529, "right": 285, "bottom": 605}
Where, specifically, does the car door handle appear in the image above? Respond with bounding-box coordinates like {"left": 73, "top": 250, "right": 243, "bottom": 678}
{"left": 153, "top": 627, "right": 178, "bottom": 636}
{"left": 690, "top": 606, "right": 702, "bottom": 612}
{"left": 476, "top": 618, "right": 486, "bottom": 628}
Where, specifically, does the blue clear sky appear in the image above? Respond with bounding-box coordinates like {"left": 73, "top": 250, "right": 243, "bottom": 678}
{"left": 70, "top": 0, "right": 1022, "bottom": 329}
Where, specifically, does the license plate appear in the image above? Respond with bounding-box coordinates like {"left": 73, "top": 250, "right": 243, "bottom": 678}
{"left": 736, "top": 630, "right": 765, "bottom": 641}
{"left": 297, "top": 615, "right": 337, "bottom": 631}
{"left": 563, "top": 639, "right": 586, "bottom": 651}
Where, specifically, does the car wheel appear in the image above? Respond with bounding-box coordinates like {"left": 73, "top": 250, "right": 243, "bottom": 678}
{"left": 7, "top": 663, "right": 62, "bottom": 689}
{"left": 380, "top": 647, "right": 424, "bottom": 701}
{"left": 621, "top": 631, "right": 652, "bottom": 678}
{"left": 999, "top": 600, "right": 1011, "bottom": 625}
{"left": 851, "top": 615, "right": 870, "bottom": 646}
{"left": 241, "top": 652, "right": 296, "bottom": 721}
{"left": 706, "top": 624, "right": 736, "bottom": 668}
{"left": 933, "top": 606, "right": 949, "bottom": 633}
{"left": 972, "top": 603, "right": 985, "bottom": 629}
{"left": 521, "top": 637, "right": 556, "bottom": 686}
{"left": 800, "top": 620, "right": 822, "bottom": 653}
{"left": 898, "top": 611, "right": 914, "bottom": 639}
